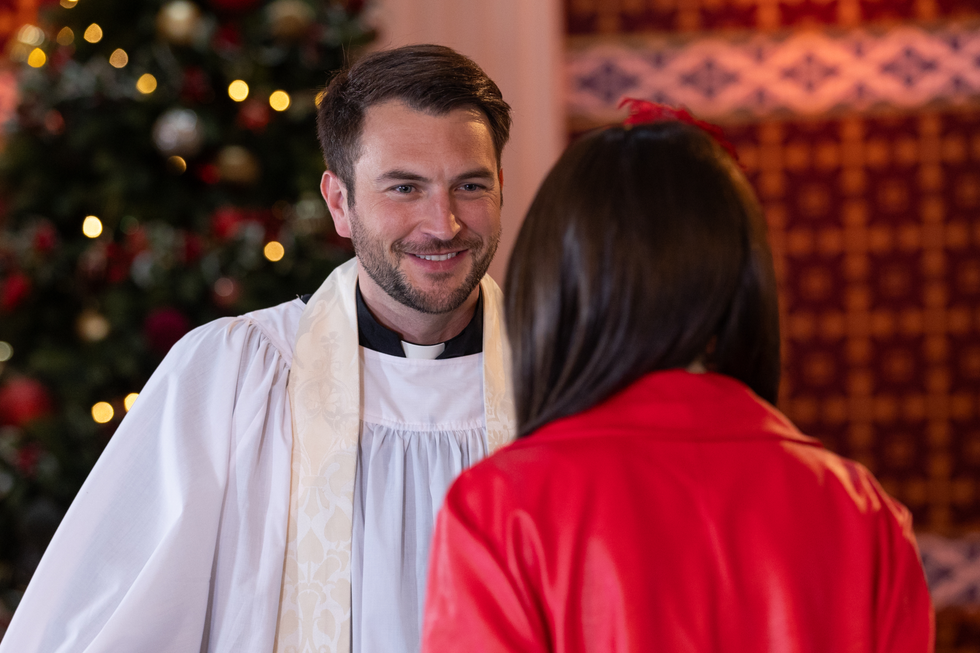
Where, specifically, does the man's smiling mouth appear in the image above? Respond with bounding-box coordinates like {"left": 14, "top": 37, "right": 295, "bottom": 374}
{"left": 413, "top": 252, "right": 460, "bottom": 261}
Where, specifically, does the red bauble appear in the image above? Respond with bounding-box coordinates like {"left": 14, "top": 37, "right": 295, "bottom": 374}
{"left": 1, "top": 272, "right": 31, "bottom": 312}
{"left": 237, "top": 99, "right": 271, "bottom": 132}
{"left": 211, "top": 206, "right": 246, "bottom": 240}
{"left": 181, "top": 232, "right": 204, "bottom": 263}
{"left": 32, "top": 222, "right": 58, "bottom": 254}
{"left": 196, "top": 163, "right": 221, "bottom": 184}
{"left": 104, "top": 242, "right": 132, "bottom": 285}
{"left": 144, "top": 307, "right": 191, "bottom": 356}
{"left": 0, "top": 377, "right": 53, "bottom": 427}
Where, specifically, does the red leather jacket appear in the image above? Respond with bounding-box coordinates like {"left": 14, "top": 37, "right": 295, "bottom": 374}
{"left": 423, "top": 370, "right": 934, "bottom": 652}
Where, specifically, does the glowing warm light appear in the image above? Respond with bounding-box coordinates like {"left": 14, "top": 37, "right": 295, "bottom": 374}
{"left": 228, "top": 80, "right": 249, "bottom": 102}
{"left": 27, "top": 48, "right": 47, "bottom": 68}
{"left": 109, "top": 48, "right": 128, "bottom": 68}
{"left": 0, "top": 342, "right": 12, "bottom": 362}
{"left": 83, "top": 23, "right": 103, "bottom": 43}
{"left": 314, "top": 90, "right": 326, "bottom": 107}
{"left": 56, "top": 27, "right": 74, "bottom": 46}
{"left": 92, "top": 401, "right": 114, "bottom": 423}
{"left": 124, "top": 393, "right": 139, "bottom": 411}
{"left": 82, "top": 215, "right": 103, "bottom": 238}
{"left": 263, "top": 241, "right": 285, "bottom": 262}
{"left": 60, "top": 0, "right": 78, "bottom": 7}
{"left": 166, "top": 155, "right": 187, "bottom": 173}
{"left": 269, "top": 90, "right": 290, "bottom": 112}
{"left": 17, "top": 25, "right": 44, "bottom": 46}
{"left": 136, "top": 73, "right": 158, "bottom": 94}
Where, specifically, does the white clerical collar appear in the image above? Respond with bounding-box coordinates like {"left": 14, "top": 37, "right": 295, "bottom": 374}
{"left": 401, "top": 341, "right": 446, "bottom": 359}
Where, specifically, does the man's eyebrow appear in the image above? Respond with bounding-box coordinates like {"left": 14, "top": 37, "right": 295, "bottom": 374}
{"left": 453, "top": 168, "right": 496, "bottom": 183}
{"left": 375, "top": 170, "right": 428, "bottom": 184}
{"left": 374, "top": 168, "right": 497, "bottom": 185}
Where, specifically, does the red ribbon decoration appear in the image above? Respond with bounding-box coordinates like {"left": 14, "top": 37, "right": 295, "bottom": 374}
{"left": 618, "top": 97, "right": 741, "bottom": 166}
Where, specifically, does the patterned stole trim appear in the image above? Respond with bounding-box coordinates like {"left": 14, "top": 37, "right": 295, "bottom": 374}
{"left": 276, "top": 259, "right": 516, "bottom": 652}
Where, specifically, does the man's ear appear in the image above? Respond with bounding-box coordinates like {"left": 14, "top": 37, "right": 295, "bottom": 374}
{"left": 321, "top": 170, "right": 351, "bottom": 238}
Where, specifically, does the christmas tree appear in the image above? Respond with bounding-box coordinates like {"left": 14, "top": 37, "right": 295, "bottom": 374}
{"left": 0, "top": 0, "right": 369, "bottom": 625}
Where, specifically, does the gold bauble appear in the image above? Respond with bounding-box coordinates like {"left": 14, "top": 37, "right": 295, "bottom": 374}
{"left": 267, "top": 0, "right": 315, "bottom": 41}
{"left": 76, "top": 309, "right": 111, "bottom": 342}
{"left": 217, "top": 146, "right": 260, "bottom": 185}
{"left": 157, "top": 1, "right": 203, "bottom": 46}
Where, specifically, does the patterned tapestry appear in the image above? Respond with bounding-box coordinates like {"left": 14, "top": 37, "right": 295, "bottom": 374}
{"left": 565, "top": 1, "right": 980, "bottom": 649}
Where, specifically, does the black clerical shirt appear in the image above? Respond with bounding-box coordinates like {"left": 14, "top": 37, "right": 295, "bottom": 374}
{"left": 299, "top": 284, "right": 483, "bottom": 359}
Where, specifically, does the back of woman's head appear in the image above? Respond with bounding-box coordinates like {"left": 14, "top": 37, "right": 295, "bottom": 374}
{"left": 505, "top": 121, "right": 781, "bottom": 436}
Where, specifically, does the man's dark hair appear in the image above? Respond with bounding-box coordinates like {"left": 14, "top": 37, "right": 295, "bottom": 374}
{"left": 317, "top": 44, "right": 512, "bottom": 199}
{"left": 505, "top": 121, "right": 781, "bottom": 437}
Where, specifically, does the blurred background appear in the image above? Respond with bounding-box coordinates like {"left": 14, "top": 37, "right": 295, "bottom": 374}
{"left": 1, "top": 0, "right": 979, "bottom": 648}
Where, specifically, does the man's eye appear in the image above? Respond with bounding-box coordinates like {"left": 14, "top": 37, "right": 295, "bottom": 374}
{"left": 459, "top": 183, "right": 483, "bottom": 192}
{"left": 392, "top": 185, "right": 413, "bottom": 193}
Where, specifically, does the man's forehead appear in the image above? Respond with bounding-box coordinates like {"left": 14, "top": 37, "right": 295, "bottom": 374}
{"left": 354, "top": 100, "right": 497, "bottom": 167}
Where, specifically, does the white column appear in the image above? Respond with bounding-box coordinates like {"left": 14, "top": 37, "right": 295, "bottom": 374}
{"left": 367, "top": 0, "right": 565, "bottom": 284}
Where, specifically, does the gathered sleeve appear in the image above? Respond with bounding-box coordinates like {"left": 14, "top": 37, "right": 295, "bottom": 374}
{"left": 421, "top": 473, "right": 549, "bottom": 653}
{"left": 0, "top": 314, "right": 294, "bottom": 653}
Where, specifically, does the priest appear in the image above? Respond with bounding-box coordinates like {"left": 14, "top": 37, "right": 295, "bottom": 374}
{"left": 0, "top": 44, "right": 515, "bottom": 653}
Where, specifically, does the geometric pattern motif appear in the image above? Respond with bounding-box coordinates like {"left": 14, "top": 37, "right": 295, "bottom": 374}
{"left": 919, "top": 533, "right": 980, "bottom": 609}
{"left": 566, "top": 0, "right": 980, "bottom": 35}
{"left": 567, "top": 23, "right": 980, "bottom": 126}
{"left": 725, "top": 110, "right": 980, "bottom": 543}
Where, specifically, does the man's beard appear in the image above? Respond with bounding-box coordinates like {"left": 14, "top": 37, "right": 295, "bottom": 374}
{"left": 349, "top": 210, "right": 499, "bottom": 315}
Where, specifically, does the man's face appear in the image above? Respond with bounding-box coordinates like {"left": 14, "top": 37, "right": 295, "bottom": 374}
{"left": 325, "top": 100, "right": 502, "bottom": 315}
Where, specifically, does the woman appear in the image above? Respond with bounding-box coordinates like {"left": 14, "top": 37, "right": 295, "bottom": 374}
{"left": 421, "top": 102, "right": 934, "bottom": 652}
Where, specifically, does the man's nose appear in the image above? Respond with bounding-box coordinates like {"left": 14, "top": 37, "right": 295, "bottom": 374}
{"left": 420, "top": 192, "right": 461, "bottom": 241}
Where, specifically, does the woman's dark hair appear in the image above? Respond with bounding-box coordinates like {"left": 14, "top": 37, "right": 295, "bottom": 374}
{"left": 317, "top": 44, "right": 512, "bottom": 199}
{"left": 505, "top": 121, "right": 781, "bottom": 437}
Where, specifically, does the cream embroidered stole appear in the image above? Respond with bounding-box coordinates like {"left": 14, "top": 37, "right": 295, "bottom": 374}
{"left": 275, "top": 258, "right": 516, "bottom": 652}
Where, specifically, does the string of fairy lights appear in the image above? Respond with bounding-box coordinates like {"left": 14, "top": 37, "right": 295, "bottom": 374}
{"left": 19, "top": 18, "right": 295, "bottom": 108}
{"left": 9, "top": 0, "right": 300, "bottom": 425}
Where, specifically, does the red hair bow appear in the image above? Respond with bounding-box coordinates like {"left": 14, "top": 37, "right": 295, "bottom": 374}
{"left": 618, "top": 97, "right": 741, "bottom": 165}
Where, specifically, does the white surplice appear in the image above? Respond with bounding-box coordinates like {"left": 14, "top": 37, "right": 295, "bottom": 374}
{"left": 0, "top": 259, "right": 516, "bottom": 653}
{"left": 352, "top": 348, "right": 487, "bottom": 652}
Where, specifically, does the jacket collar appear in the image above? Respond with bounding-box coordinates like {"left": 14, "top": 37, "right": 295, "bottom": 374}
{"left": 536, "top": 370, "right": 819, "bottom": 447}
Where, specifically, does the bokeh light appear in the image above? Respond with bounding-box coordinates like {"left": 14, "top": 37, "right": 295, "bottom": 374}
{"left": 83, "top": 23, "right": 103, "bottom": 43}
{"left": 82, "top": 215, "right": 103, "bottom": 238}
{"left": 264, "top": 241, "right": 285, "bottom": 262}
{"left": 136, "top": 73, "right": 158, "bottom": 94}
{"left": 124, "top": 393, "right": 139, "bottom": 411}
{"left": 214, "top": 277, "right": 236, "bottom": 297}
{"left": 27, "top": 48, "right": 46, "bottom": 68}
{"left": 17, "top": 25, "right": 44, "bottom": 46}
{"left": 0, "top": 342, "right": 12, "bottom": 362}
{"left": 109, "top": 48, "right": 128, "bottom": 68}
{"left": 56, "top": 27, "right": 74, "bottom": 46}
{"left": 91, "top": 402, "right": 114, "bottom": 423}
{"left": 228, "top": 80, "right": 249, "bottom": 102}
{"left": 166, "top": 155, "right": 187, "bottom": 174}
{"left": 269, "top": 90, "right": 290, "bottom": 112}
